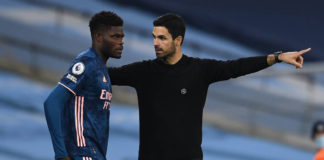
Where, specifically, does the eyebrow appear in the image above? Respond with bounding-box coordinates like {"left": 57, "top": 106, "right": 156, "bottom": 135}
{"left": 112, "top": 33, "right": 124, "bottom": 36}
{"left": 152, "top": 33, "right": 166, "bottom": 38}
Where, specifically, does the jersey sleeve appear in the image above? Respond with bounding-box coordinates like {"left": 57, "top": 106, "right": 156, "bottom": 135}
{"left": 201, "top": 56, "right": 269, "bottom": 84}
{"left": 44, "top": 84, "right": 73, "bottom": 159}
{"left": 108, "top": 61, "right": 145, "bottom": 87}
{"left": 59, "top": 57, "right": 94, "bottom": 95}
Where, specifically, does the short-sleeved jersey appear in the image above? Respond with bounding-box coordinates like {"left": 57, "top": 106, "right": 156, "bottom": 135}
{"left": 58, "top": 48, "right": 112, "bottom": 159}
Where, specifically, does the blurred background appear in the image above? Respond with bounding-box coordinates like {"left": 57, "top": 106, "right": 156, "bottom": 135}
{"left": 0, "top": 0, "right": 323, "bottom": 159}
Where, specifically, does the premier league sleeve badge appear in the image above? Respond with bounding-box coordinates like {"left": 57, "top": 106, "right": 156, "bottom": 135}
{"left": 72, "top": 62, "right": 85, "bottom": 75}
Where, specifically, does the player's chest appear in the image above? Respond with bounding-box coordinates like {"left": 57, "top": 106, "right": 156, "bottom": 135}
{"left": 141, "top": 70, "right": 205, "bottom": 96}
{"left": 81, "top": 70, "right": 112, "bottom": 111}
{"left": 83, "top": 69, "right": 111, "bottom": 97}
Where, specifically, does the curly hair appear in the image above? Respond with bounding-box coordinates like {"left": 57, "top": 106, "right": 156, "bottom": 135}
{"left": 89, "top": 11, "right": 123, "bottom": 38}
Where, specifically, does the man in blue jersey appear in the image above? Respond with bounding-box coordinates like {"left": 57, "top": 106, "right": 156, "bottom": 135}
{"left": 44, "top": 11, "right": 124, "bottom": 160}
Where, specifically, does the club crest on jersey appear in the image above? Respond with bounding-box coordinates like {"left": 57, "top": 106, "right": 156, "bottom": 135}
{"left": 72, "top": 62, "right": 85, "bottom": 75}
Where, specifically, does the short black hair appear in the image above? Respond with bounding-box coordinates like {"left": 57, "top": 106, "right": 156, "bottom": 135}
{"left": 153, "top": 13, "right": 186, "bottom": 45}
{"left": 89, "top": 11, "right": 123, "bottom": 38}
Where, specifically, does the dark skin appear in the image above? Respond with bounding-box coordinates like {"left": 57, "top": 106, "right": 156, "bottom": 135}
{"left": 57, "top": 26, "right": 124, "bottom": 160}
{"left": 93, "top": 26, "right": 125, "bottom": 63}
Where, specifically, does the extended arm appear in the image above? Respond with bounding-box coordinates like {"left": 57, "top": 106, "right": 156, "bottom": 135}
{"left": 267, "top": 48, "right": 310, "bottom": 68}
{"left": 108, "top": 61, "right": 145, "bottom": 87}
{"left": 203, "top": 48, "right": 310, "bottom": 83}
{"left": 44, "top": 84, "right": 73, "bottom": 159}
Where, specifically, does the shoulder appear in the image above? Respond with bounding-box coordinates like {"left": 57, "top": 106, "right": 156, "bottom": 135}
{"left": 111, "top": 59, "right": 153, "bottom": 70}
{"left": 183, "top": 54, "right": 221, "bottom": 64}
{"left": 70, "top": 50, "right": 97, "bottom": 75}
{"left": 74, "top": 49, "right": 96, "bottom": 64}
{"left": 184, "top": 55, "right": 201, "bottom": 62}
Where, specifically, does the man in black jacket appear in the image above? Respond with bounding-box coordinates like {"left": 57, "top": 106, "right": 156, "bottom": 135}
{"left": 109, "top": 13, "right": 310, "bottom": 160}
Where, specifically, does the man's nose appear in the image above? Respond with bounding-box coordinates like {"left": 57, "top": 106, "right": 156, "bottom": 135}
{"left": 153, "top": 39, "right": 159, "bottom": 46}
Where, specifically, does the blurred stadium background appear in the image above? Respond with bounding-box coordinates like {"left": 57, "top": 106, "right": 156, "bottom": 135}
{"left": 0, "top": 0, "right": 323, "bottom": 159}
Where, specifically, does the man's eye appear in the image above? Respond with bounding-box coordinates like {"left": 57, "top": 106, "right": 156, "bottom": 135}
{"left": 116, "top": 35, "right": 124, "bottom": 38}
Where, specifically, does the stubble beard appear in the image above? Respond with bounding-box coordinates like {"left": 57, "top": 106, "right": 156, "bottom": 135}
{"left": 101, "top": 39, "right": 122, "bottom": 59}
{"left": 157, "top": 43, "right": 176, "bottom": 62}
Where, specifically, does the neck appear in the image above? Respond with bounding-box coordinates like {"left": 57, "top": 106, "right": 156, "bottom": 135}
{"left": 92, "top": 45, "right": 108, "bottom": 63}
{"left": 164, "top": 48, "right": 183, "bottom": 65}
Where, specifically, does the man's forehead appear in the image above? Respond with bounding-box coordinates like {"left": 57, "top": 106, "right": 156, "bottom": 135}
{"left": 108, "top": 26, "right": 124, "bottom": 33}
{"left": 153, "top": 26, "right": 170, "bottom": 35}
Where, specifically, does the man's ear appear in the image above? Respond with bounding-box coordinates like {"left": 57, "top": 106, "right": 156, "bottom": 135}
{"left": 175, "top": 36, "right": 183, "bottom": 46}
{"left": 94, "top": 33, "right": 103, "bottom": 43}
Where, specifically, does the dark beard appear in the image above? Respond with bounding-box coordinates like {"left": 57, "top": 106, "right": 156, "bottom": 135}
{"left": 100, "top": 45, "right": 112, "bottom": 59}
{"left": 157, "top": 51, "right": 174, "bottom": 60}
{"left": 157, "top": 43, "right": 176, "bottom": 62}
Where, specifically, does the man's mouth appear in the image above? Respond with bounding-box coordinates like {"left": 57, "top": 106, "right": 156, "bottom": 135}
{"left": 117, "top": 46, "right": 123, "bottom": 50}
{"left": 116, "top": 47, "right": 123, "bottom": 53}
{"left": 116, "top": 49, "right": 123, "bottom": 54}
{"left": 155, "top": 48, "right": 163, "bottom": 53}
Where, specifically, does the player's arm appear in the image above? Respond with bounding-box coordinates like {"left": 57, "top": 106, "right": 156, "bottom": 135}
{"left": 202, "top": 55, "right": 268, "bottom": 83}
{"left": 202, "top": 48, "right": 310, "bottom": 83}
{"left": 108, "top": 61, "right": 144, "bottom": 87}
{"left": 44, "top": 84, "right": 73, "bottom": 159}
{"left": 267, "top": 48, "right": 310, "bottom": 68}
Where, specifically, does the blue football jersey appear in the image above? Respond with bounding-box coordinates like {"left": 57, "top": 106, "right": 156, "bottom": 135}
{"left": 58, "top": 48, "right": 112, "bottom": 159}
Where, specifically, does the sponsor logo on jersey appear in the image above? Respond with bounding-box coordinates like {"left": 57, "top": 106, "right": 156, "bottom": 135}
{"left": 103, "top": 101, "right": 110, "bottom": 110}
{"left": 100, "top": 89, "right": 112, "bottom": 110}
{"left": 66, "top": 74, "right": 77, "bottom": 83}
{"left": 100, "top": 89, "right": 112, "bottom": 100}
{"left": 72, "top": 62, "right": 85, "bottom": 75}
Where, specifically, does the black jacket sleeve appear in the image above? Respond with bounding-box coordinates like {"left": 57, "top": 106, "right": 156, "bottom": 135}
{"left": 201, "top": 56, "right": 269, "bottom": 84}
{"left": 108, "top": 61, "right": 145, "bottom": 87}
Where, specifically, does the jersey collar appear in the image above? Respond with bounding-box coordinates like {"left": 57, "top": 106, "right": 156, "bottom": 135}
{"left": 90, "top": 48, "right": 106, "bottom": 66}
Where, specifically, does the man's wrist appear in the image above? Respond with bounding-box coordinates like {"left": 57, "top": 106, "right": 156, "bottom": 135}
{"left": 274, "top": 51, "right": 283, "bottom": 63}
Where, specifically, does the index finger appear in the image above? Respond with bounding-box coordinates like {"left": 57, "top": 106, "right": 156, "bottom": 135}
{"left": 299, "top": 48, "right": 311, "bottom": 55}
